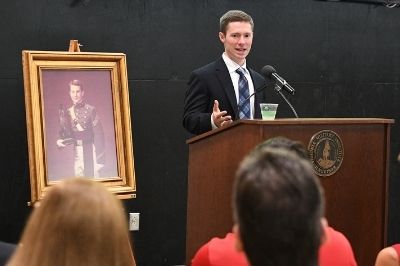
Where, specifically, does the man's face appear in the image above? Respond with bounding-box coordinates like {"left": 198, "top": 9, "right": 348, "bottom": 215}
{"left": 219, "top": 21, "right": 253, "bottom": 66}
{"left": 70, "top": 84, "right": 84, "bottom": 104}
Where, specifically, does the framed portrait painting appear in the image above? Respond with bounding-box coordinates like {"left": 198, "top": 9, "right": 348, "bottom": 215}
{"left": 22, "top": 50, "right": 136, "bottom": 204}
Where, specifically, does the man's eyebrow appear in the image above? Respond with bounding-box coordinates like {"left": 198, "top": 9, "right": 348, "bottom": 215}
{"left": 230, "top": 32, "right": 252, "bottom": 34}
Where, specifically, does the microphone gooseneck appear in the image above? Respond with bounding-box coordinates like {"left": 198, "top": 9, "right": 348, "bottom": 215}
{"left": 274, "top": 86, "right": 299, "bottom": 118}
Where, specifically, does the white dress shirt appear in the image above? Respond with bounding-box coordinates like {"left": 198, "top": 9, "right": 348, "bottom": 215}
{"left": 211, "top": 53, "right": 255, "bottom": 129}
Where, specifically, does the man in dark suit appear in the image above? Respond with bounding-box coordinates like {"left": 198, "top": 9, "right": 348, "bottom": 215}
{"left": 183, "top": 10, "right": 266, "bottom": 135}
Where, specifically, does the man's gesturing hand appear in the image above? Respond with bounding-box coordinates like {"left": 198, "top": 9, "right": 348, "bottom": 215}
{"left": 212, "top": 100, "right": 233, "bottom": 128}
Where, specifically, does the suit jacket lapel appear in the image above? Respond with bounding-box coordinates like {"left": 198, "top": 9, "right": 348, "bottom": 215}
{"left": 249, "top": 68, "right": 265, "bottom": 119}
{"left": 214, "top": 58, "right": 238, "bottom": 119}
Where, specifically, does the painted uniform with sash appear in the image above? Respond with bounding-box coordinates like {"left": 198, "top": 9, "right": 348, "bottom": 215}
{"left": 59, "top": 102, "right": 105, "bottom": 177}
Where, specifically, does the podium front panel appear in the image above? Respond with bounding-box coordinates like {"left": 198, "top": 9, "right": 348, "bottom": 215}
{"left": 186, "top": 119, "right": 392, "bottom": 266}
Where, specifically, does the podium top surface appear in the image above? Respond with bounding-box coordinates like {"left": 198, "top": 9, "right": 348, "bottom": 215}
{"left": 186, "top": 118, "right": 394, "bottom": 144}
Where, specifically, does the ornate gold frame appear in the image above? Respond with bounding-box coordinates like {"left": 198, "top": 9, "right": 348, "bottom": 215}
{"left": 22, "top": 50, "right": 136, "bottom": 204}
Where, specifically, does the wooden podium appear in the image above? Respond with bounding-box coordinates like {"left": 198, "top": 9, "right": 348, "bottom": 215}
{"left": 186, "top": 118, "right": 393, "bottom": 266}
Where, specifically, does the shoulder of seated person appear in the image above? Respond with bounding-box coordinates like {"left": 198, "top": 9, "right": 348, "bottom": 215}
{"left": 375, "top": 247, "right": 399, "bottom": 266}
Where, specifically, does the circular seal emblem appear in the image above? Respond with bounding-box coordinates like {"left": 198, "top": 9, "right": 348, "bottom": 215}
{"left": 308, "top": 130, "right": 344, "bottom": 177}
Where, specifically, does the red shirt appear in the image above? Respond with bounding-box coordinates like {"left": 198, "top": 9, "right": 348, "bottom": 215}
{"left": 191, "top": 227, "right": 357, "bottom": 266}
{"left": 191, "top": 233, "right": 249, "bottom": 266}
{"left": 319, "top": 226, "right": 358, "bottom": 266}
{"left": 392, "top": 244, "right": 400, "bottom": 259}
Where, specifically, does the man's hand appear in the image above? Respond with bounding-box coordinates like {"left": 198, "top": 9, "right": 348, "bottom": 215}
{"left": 212, "top": 100, "right": 233, "bottom": 128}
{"left": 56, "top": 139, "right": 66, "bottom": 148}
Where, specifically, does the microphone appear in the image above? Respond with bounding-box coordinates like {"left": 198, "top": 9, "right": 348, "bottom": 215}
{"left": 261, "top": 65, "right": 295, "bottom": 95}
{"left": 260, "top": 65, "right": 299, "bottom": 118}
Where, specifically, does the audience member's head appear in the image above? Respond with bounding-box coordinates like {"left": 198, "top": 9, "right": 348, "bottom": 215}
{"left": 233, "top": 147, "right": 324, "bottom": 266}
{"left": 254, "top": 136, "right": 309, "bottom": 159}
{"left": 7, "top": 178, "right": 135, "bottom": 266}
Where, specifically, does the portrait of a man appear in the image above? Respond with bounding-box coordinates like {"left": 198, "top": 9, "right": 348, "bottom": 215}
{"left": 42, "top": 70, "right": 119, "bottom": 181}
{"left": 57, "top": 79, "right": 105, "bottom": 177}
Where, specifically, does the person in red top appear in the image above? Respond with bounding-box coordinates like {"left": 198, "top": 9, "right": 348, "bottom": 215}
{"left": 191, "top": 233, "right": 249, "bottom": 266}
{"left": 375, "top": 244, "right": 400, "bottom": 266}
{"left": 192, "top": 137, "right": 358, "bottom": 266}
{"left": 192, "top": 226, "right": 357, "bottom": 266}
{"left": 319, "top": 226, "right": 357, "bottom": 266}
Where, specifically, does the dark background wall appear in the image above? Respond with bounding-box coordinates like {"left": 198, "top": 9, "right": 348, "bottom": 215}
{"left": 0, "top": 0, "right": 399, "bottom": 265}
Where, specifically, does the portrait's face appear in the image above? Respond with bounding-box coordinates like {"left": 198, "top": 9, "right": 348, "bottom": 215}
{"left": 219, "top": 21, "right": 253, "bottom": 66}
{"left": 70, "top": 84, "right": 84, "bottom": 104}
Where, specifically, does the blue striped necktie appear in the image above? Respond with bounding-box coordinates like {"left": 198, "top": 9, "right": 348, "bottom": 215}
{"left": 236, "top": 67, "right": 250, "bottom": 119}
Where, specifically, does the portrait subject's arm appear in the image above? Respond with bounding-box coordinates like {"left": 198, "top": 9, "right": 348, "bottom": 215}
{"left": 56, "top": 105, "right": 73, "bottom": 147}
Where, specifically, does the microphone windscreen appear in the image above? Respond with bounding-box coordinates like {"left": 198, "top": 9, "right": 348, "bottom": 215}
{"left": 260, "top": 65, "right": 276, "bottom": 78}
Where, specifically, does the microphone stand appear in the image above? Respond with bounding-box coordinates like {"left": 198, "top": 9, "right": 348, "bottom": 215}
{"left": 274, "top": 84, "right": 299, "bottom": 118}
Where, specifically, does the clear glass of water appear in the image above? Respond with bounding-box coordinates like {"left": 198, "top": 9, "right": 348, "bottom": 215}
{"left": 260, "top": 103, "right": 278, "bottom": 120}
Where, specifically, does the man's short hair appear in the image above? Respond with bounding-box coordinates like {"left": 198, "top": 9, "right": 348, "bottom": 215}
{"left": 233, "top": 148, "right": 324, "bottom": 266}
{"left": 219, "top": 10, "right": 254, "bottom": 34}
{"left": 69, "top": 79, "right": 84, "bottom": 91}
{"left": 255, "top": 136, "right": 309, "bottom": 159}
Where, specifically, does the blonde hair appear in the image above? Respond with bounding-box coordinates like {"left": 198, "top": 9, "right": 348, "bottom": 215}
{"left": 8, "top": 178, "right": 135, "bottom": 266}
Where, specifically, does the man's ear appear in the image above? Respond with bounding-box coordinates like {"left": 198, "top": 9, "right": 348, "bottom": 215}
{"left": 233, "top": 224, "right": 244, "bottom": 251}
{"left": 219, "top": 32, "right": 226, "bottom": 43}
{"left": 320, "top": 217, "right": 329, "bottom": 245}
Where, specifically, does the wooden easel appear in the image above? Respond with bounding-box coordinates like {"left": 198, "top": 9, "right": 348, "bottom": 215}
{"left": 68, "top": 40, "right": 81, "bottom": 52}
